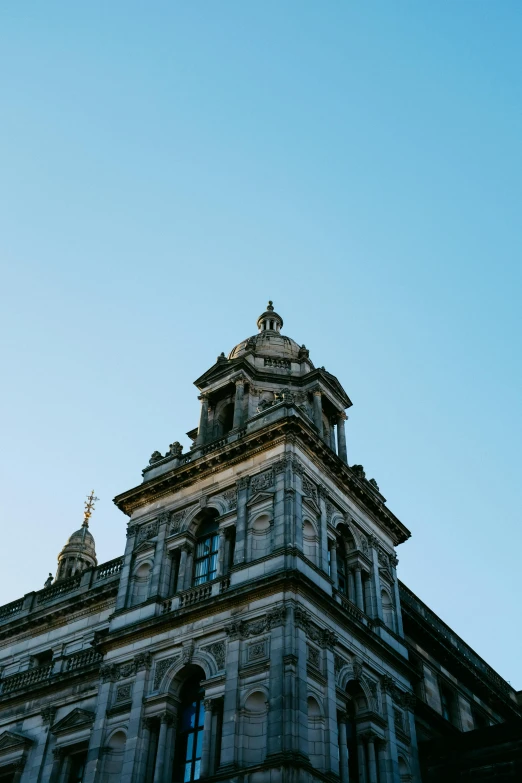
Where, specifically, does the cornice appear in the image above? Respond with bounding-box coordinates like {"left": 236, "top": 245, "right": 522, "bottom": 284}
{"left": 114, "top": 410, "right": 410, "bottom": 546}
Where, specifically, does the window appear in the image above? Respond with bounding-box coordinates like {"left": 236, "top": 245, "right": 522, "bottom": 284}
{"left": 67, "top": 750, "right": 87, "bottom": 782}
{"left": 472, "top": 708, "right": 489, "bottom": 730}
{"left": 178, "top": 678, "right": 205, "bottom": 782}
{"left": 194, "top": 529, "right": 219, "bottom": 586}
{"left": 440, "top": 683, "right": 458, "bottom": 726}
{"left": 337, "top": 549, "right": 347, "bottom": 594}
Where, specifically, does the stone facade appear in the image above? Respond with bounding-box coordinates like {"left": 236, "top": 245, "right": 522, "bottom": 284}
{"left": 0, "top": 303, "right": 520, "bottom": 783}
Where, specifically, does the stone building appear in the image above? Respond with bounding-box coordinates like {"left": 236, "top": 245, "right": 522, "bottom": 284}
{"left": 0, "top": 302, "right": 520, "bottom": 783}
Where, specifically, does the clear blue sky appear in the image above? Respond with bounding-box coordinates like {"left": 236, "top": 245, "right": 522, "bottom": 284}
{"left": 1, "top": 3, "right": 521, "bottom": 686}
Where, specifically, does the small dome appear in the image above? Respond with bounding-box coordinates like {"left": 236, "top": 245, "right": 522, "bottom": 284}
{"left": 59, "top": 527, "right": 97, "bottom": 560}
{"left": 228, "top": 302, "right": 312, "bottom": 366}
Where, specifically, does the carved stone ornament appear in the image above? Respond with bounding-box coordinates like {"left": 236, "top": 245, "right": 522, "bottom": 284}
{"left": 170, "top": 508, "right": 190, "bottom": 534}
{"left": 41, "top": 706, "right": 57, "bottom": 725}
{"left": 367, "top": 534, "right": 380, "bottom": 550}
{"left": 248, "top": 640, "right": 267, "bottom": 662}
{"left": 222, "top": 488, "right": 238, "bottom": 510}
{"left": 225, "top": 619, "right": 243, "bottom": 640}
{"left": 126, "top": 524, "right": 138, "bottom": 539}
{"left": 325, "top": 500, "right": 335, "bottom": 524}
{"left": 136, "top": 520, "right": 159, "bottom": 545}
{"left": 181, "top": 640, "right": 195, "bottom": 665}
{"left": 153, "top": 655, "right": 180, "bottom": 691}
{"left": 307, "top": 644, "right": 320, "bottom": 668}
{"left": 168, "top": 441, "right": 183, "bottom": 457}
{"left": 274, "top": 455, "right": 291, "bottom": 474}
{"left": 158, "top": 511, "right": 170, "bottom": 526}
{"left": 352, "top": 658, "right": 363, "bottom": 681}
{"left": 266, "top": 604, "right": 287, "bottom": 628}
{"left": 134, "top": 652, "right": 152, "bottom": 671}
{"left": 115, "top": 683, "right": 133, "bottom": 703}
{"left": 202, "top": 641, "right": 226, "bottom": 670}
{"left": 237, "top": 476, "right": 250, "bottom": 491}
{"left": 301, "top": 474, "right": 317, "bottom": 500}
{"left": 250, "top": 470, "right": 274, "bottom": 495}
{"left": 334, "top": 653, "right": 347, "bottom": 674}
{"left": 294, "top": 605, "right": 312, "bottom": 632}
{"left": 321, "top": 628, "right": 338, "bottom": 650}
{"left": 149, "top": 451, "right": 163, "bottom": 465}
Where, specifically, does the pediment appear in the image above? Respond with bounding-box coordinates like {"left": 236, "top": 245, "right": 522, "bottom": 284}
{"left": 133, "top": 540, "right": 155, "bottom": 555}
{"left": 246, "top": 491, "right": 274, "bottom": 508}
{"left": 0, "top": 731, "right": 33, "bottom": 754}
{"left": 51, "top": 708, "right": 95, "bottom": 736}
{"left": 302, "top": 496, "right": 321, "bottom": 516}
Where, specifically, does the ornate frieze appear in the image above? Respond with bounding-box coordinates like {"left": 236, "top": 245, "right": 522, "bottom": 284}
{"left": 247, "top": 640, "right": 268, "bottom": 662}
{"left": 307, "top": 644, "right": 320, "bottom": 669}
{"left": 136, "top": 520, "right": 159, "bottom": 545}
{"left": 222, "top": 488, "right": 237, "bottom": 510}
{"left": 202, "top": 641, "right": 226, "bottom": 670}
{"left": 115, "top": 683, "right": 133, "bottom": 703}
{"left": 225, "top": 606, "right": 287, "bottom": 641}
{"left": 100, "top": 652, "right": 151, "bottom": 683}
{"left": 250, "top": 470, "right": 274, "bottom": 495}
{"left": 153, "top": 655, "right": 180, "bottom": 691}
{"left": 301, "top": 474, "right": 318, "bottom": 501}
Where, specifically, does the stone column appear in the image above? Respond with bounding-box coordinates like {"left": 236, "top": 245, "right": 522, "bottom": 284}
{"left": 294, "top": 608, "right": 310, "bottom": 759}
{"left": 347, "top": 566, "right": 355, "bottom": 604}
{"left": 318, "top": 485, "right": 329, "bottom": 574}
{"left": 219, "top": 624, "right": 242, "bottom": 771}
{"left": 324, "top": 643, "right": 340, "bottom": 777}
{"left": 337, "top": 412, "right": 348, "bottom": 463}
{"left": 134, "top": 716, "right": 155, "bottom": 783}
{"left": 216, "top": 528, "right": 226, "bottom": 578}
{"left": 266, "top": 606, "right": 287, "bottom": 758}
{"left": 233, "top": 477, "right": 249, "bottom": 565}
{"left": 200, "top": 699, "right": 214, "bottom": 777}
{"left": 390, "top": 555, "right": 404, "bottom": 637}
{"left": 367, "top": 734, "right": 378, "bottom": 783}
{"left": 329, "top": 542, "right": 338, "bottom": 589}
{"left": 49, "top": 748, "right": 64, "bottom": 783}
{"left": 329, "top": 419, "right": 337, "bottom": 452}
{"left": 357, "top": 735, "right": 367, "bottom": 783}
{"left": 381, "top": 676, "right": 400, "bottom": 783}
{"left": 120, "top": 653, "right": 152, "bottom": 781}
{"left": 152, "top": 712, "right": 174, "bottom": 783}
{"left": 354, "top": 567, "right": 364, "bottom": 612}
{"left": 313, "top": 389, "right": 323, "bottom": 437}
{"left": 223, "top": 529, "right": 232, "bottom": 574}
{"left": 197, "top": 394, "right": 209, "bottom": 445}
{"left": 183, "top": 545, "right": 194, "bottom": 590}
{"left": 176, "top": 545, "right": 189, "bottom": 592}
{"left": 116, "top": 525, "right": 138, "bottom": 610}
{"left": 377, "top": 740, "right": 388, "bottom": 783}
{"left": 369, "top": 538, "right": 384, "bottom": 622}
{"left": 83, "top": 675, "right": 113, "bottom": 783}
{"left": 338, "top": 715, "right": 350, "bottom": 783}
{"left": 404, "top": 693, "right": 421, "bottom": 783}
{"left": 294, "top": 469, "right": 304, "bottom": 553}
{"left": 232, "top": 378, "right": 245, "bottom": 429}
{"left": 149, "top": 514, "right": 168, "bottom": 598}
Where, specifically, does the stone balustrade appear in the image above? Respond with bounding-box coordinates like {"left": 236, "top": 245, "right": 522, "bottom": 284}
{"left": 65, "top": 648, "right": 103, "bottom": 671}
{"left": 37, "top": 574, "right": 82, "bottom": 604}
{"left": 0, "top": 598, "right": 24, "bottom": 620}
{"left": 1, "top": 663, "right": 54, "bottom": 694}
{"left": 94, "top": 556, "right": 123, "bottom": 581}
{"left": 179, "top": 583, "right": 212, "bottom": 608}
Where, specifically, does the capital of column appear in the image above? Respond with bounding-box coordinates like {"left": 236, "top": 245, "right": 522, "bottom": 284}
{"left": 203, "top": 698, "right": 214, "bottom": 711}
{"left": 181, "top": 542, "right": 194, "bottom": 555}
{"left": 337, "top": 411, "right": 347, "bottom": 422}
{"left": 338, "top": 711, "right": 350, "bottom": 725}
{"left": 313, "top": 388, "right": 322, "bottom": 397}
{"left": 159, "top": 711, "right": 176, "bottom": 727}
{"left": 143, "top": 716, "right": 157, "bottom": 731}
{"left": 52, "top": 747, "right": 66, "bottom": 759}
{"left": 234, "top": 377, "right": 245, "bottom": 387}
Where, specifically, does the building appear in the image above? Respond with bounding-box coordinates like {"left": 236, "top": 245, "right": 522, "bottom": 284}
{"left": 0, "top": 302, "right": 520, "bottom": 783}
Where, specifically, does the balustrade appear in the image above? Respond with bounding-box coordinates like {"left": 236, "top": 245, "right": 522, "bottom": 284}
{"left": 0, "top": 598, "right": 24, "bottom": 620}
{"left": 94, "top": 557, "right": 124, "bottom": 581}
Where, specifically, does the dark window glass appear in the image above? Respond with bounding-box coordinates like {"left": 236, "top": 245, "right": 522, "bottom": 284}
{"left": 178, "top": 682, "right": 205, "bottom": 782}
{"left": 67, "top": 752, "right": 87, "bottom": 782}
{"left": 337, "top": 550, "right": 347, "bottom": 594}
{"left": 194, "top": 533, "right": 219, "bottom": 586}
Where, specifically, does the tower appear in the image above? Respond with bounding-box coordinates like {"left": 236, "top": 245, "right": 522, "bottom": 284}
{"left": 97, "top": 302, "right": 417, "bottom": 783}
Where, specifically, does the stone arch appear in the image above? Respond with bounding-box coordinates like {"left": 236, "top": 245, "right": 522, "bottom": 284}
{"left": 248, "top": 510, "right": 272, "bottom": 560}
{"left": 213, "top": 397, "right": 235, "bottom": 438}
{"left": 398, "top": 754, "right": 412, "bottom": 782}
{"left": 102, "top": 728, "right": 127, "bottom": 781}
{"left": 130, "top": 559, "right": 153, "bottom": 606}
{"left": 163, "top": 657, "right": 214, "bottom": 697}
{"left": 239, "top": 687, "right": 269, "bottom": 767}
{"left": 381, "top": 587, "right": 395, "bottom": 631}
{"left": 307, "top": 693, "right": 326, "bottom": 770}
{"left": 302, "top": 517, "right": 319, "bottom": 565}
{"left": 185, "top": 505, "right": 221, "bottom": 537}
{"left": 346, "top": 678, "right": 370, "bottom": 714}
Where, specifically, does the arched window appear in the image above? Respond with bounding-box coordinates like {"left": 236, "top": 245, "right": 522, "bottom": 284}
{"left": 250, "top": 513, "right": 271, "bottom": 559}
{"left": 217, "top": 402, "right": 234, "bottom": 437}
{"left": 103, "top": 730, "right": 126, "bottom": 781}
{"left": 130, "top": 561, "right": 151, "bottom": 606}
{"left": 303, "top": 519, "right": 318, "bottom": 565}
{"left": 194, "top": 514, "right": 219, "bottom": 586}
{"left": 308, "top": 696, "right": 325, "bottom": 770}
{"left": 381, "top": 589, "right": 395, "bottom": 631}
{"left": 175, "top": 673, "right": 206, "bottom": 782}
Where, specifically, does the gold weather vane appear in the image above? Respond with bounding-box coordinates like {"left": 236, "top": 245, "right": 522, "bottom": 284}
{"left": 83, "top": 490, "right": 99, "bottom": 527}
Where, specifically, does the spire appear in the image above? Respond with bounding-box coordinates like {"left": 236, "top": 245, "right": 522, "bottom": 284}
{"left": 257, "top": 301, "right": 283, "bottom": 333}
{"left": 83, "top": 490, "right": 99, "bottom": 528}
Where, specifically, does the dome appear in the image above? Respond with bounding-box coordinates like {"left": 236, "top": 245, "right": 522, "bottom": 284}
{"left": 228, "top": 301, "right": 312, "bottom": 366}
{"left": 62, "top": 527, "right": 97, "bottom": 558}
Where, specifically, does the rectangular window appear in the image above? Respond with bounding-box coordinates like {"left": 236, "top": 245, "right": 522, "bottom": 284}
{"left": 194, "top": 534, "right": 219, "bottom": 586}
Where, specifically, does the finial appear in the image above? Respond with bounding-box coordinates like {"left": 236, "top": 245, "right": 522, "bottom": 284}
{"left": 83, "top": 490, "right": 99, "bottom": 528}
{"left": 267, "top": 300, "right": 274, "bottom": 311}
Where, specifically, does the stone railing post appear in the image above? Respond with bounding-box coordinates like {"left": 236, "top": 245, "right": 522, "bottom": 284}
{"left": 232, "top": 378, "right": 245, "bottom": 429}
{"left": 337, "top": 412, "right": 348, "bottom": 462}
{"left": 313, "top": 389, "right": 323, "bottom": 436}
{"left": 197, "top": 394, "right": 209, "bottom": 445}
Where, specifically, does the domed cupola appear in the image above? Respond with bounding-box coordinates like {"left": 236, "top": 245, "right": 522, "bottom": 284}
{"left": 228, "top": 302, "right": 314, "bottom": 372}
{"left": 56, "top": 491, "right": 98, "bottom": 581}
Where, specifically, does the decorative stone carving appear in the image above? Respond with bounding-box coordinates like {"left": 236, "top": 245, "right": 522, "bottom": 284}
{"left": 170, "top": 509, "right": 188, "bottom": 534}
{"left": 301, "top": 474, "right": 317, "bottom": 500}
{"left": 100, "top": 664, "right": 119, "bottom": 683}
{"left": 248, "top": 640, "right": 267, "bottom": 661}
{"left": 136, "top": 520, "right": 159, "bottom": 545}
{"left": 307, "top": 645, "right": 320, "bottom": 668}
{"left": 181, "top": 640, "right": 195, "bottom": 665}
{"left": 250, "top": 470, "right": 274, "bottom": 494}
{"left": 134, "top": 652, "right": 152, "bottom": 671}
{"left": 225, "top": 619, "right": 243, "bottom": 640}
{"left": 157, "top": 511, "right": 170, "bottom": 526}
{"left": 334, "top": 653, "right": 347, "bottom": 674}
{"left": 41, "top": 706, "right": 56, "bottom": 725}
{"left": 237, "top": 476, "right": 250, "bottom": 490}
{"left": 353, "top": 658, "right": 363, "bottom": 681}
{"left": 168, "top": 441, "right": 183, "bottom": 457}
{"left": 153, "top": 655, "right": 180, "bottom": 690}
{"left": 149, "top": 451, "right": 163, "bottom": 464}
{"left": 115, "top": 683, "right": 133, "bottom": 703}
{"left": 320, "top": 629, "right": 338, "bottom": 649}
{"left": 126, "top": 524, "right": 138, "bottom": 539}
{"left": 202, "top": 641, "right": 226, "bottom": 670}
{"left": 294, "top": 605, "right": 312, "bottom": 632}
{"left": 367, "top": 534, "right": 380, "bottom": 550}
{"left": 266, "top": 605, "right": 286, "bottom": 628}
{"left": 325, "top": 500, "right": 335, "bottom": 523}
{"left": 222, "top": 488, "right": 237, "bottom": 510}
{"left": 274, "top": 456, "right": 291, "bottom": 474}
